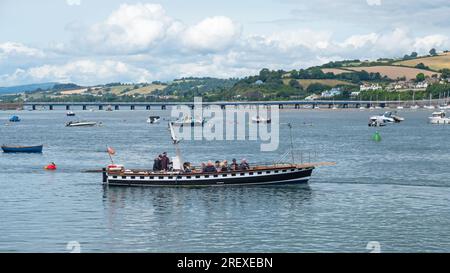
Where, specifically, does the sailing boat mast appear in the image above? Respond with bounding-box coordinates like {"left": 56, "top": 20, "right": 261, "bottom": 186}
{"left": 287, "top": 123, "right": 295, "bottom": 164}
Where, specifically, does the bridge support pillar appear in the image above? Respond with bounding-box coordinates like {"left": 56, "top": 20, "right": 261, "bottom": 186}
{"left": 355, "top": 103, "right": 360, "bottom": 108}
{"left": 367, "top": 103, "right": 371, "bottom": 108}
{"left": 99, "top": 105, "right": 103, "bottom": 110}
{"left": 130, "top": 105, "right": 135, "bottom": 110}
{"left": 115, "top": 105, "right": 119, "bottom": 110}
{"left": 295, "top": 104, "right": 299, "bottom": 109}
{"left": 190, "top": 105, "right": 194, "bottom": 110}
{"left": 343, "top": 104, "right": 348, "bottom": 108}
{"left": 329, "top": 104, "right": 333, "bottom": 109}
{"left": 220, "top": 105, "right": 226, "bottom": 110}
{"left": 82, "top": 105, "right": 87, "bottom": 110}
{"left": 161, "top": 105, "right": 166, "bottom": 110}
{"left": 32, "top": 105, "right": 36, "bottom": 111}
{"left": 49, "top": 105, "right": 53, "bottom": 110}
{"left": 146, "top": 105, "right": 151, "bottom": 110}
{"left": 66, "top": 105, "right": 70, "bottom": 110}
{"left": 278, "top": 104, "right": 284, "bottom": 109}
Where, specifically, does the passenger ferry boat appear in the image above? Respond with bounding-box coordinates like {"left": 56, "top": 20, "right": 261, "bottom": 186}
{"left": 101, "top": 123, "right": 333, "bottom": 187}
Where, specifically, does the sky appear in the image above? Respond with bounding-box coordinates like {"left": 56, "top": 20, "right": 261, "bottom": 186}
{"left": 0, "top": 0, "right": 449, "bottom": 86}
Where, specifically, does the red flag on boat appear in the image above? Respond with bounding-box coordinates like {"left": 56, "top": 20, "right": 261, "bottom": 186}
{"left": 107, "top": 147, "right": 116, "bottom": 155}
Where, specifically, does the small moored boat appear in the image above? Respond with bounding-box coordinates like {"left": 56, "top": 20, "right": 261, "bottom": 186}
{"left": 66, "top": 121, "right": 97, "bottom": 127}
{"left": 429, "top": 111, "right": 450, "bottom": 124}
{"left": 66, "top": 111, "right": 75, "bottom": 116}
{"left": 9, "top": 116, "right": 20, "bottom": 122}
{"left": 147, "top": 116, "right": 161, "bottom": 124}
{"left": 1, "top": 145, "right": 43, "bottom": 153}
{"left": 171, "top": 116, "right": 205, "bottom": 127}
{"left": 252, "top": 116, "right": 271, "bottom": 123}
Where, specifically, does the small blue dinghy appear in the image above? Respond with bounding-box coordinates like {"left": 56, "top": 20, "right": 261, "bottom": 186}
{"left": 1, "top": 145, "right": 43, "bottom": 153}
{"left": 9, "top": 116, "right": 20, "bottom": 122}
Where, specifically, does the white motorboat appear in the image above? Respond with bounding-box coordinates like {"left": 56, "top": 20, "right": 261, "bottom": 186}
{"left": 147, "top": 116, "right": 161, "bottom": 124}
{"left": 383, "top": 111, "right": 404, "bottom": 122}
{"left": 252, "top": 116, "right": 272, "bottom": 123}
{"left": 410, "top": 105, "right": 420, "bottom": 110}
{"left": 368, "top": 114, "right": 394, "bottom": 127}
{"left": 66, "top": 111, "right": 75, "bottom": 116}
{"left": 171, "top": 116, "right": 205, "bottom": 127}
{"left": 429, "top": 111, "right": 450, "bottom": 124}
{"left": 65, "top": 121, "right": 97, "bottom": 127}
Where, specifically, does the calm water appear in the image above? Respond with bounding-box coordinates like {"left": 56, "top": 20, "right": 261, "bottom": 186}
{"left": 1, "top": 108, "right": 449, "bottom": 252}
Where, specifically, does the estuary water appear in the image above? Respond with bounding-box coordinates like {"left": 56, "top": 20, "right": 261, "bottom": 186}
{"left": 0, "top": 108, "right": 449, "bottom": 252}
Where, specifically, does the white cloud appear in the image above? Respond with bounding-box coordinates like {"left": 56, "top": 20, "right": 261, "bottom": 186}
{"left": 66, "top": 0, "right": 81, "bottom": 6}
{"left": 366, "top": 0, "right": 382, "bottom": 6}
{"left": 80, "top": 3, "right": 180, "bottom": 54}
{"left": 182, "top": 16, "right": 240, "bottom": 52}
{"left": 0, "top": 42, "right": 44, "bottom": 59}
{"left": 340, "top": 33, "right": 379, "bottom": 48}
{"left": 413, "top": 34, "right": 449, "bottom": 53}
{"left": 1, "top": 60, "right": 152, "bottom": 86}
{"left": 247, "top": 29, "right": 332, "bottom": 52}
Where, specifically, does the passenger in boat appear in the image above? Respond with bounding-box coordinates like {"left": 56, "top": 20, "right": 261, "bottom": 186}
{"left": 239, "top": 159, "right": 250, "bottom": 170}
{"left": 221, "top": 160, "right": 229, "bottom": 172}
{"left": 200, "top": 162, "right": 207, "bottom": 173}
{"left": 183, "top": 162, "right": 192, "bottom": 173}
{"left": 214, "top": 161, "right": 221, "bottom": 172}
{"left": 204, "top": 161, "right": 217, "bottom": 173}
{"left": 161, "top": 152, "right": 169, "bottom": 171}
{"left": 230, "top": 158, "right": 239, "bottom": 171}
{"left": 153, "top": 155, "right": 162, "bottom": 171}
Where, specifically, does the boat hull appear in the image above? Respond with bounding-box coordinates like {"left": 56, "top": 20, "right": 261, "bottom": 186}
{"left": 1, "top": 145, "right": 43, "bottom": 153}
{"left": 103, "top": 167, "right": 314, "bottom": 187}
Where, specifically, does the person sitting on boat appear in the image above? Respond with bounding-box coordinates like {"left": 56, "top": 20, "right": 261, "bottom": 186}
{"left": 221, "top": 160, "right": 229, "bottom": 172}
{"left": 161, "top": 152, "right": 169, "bottom": 171}
{"left": 214, "top": 161, "right": 221, "bottom": 172}
{"left": 153, "top": 155, "right": 162, "bottom": 171}
{"left": 183, "top": 162, "right": 192, "bottom": 173}
{"left": 204, "top": 161, "right": 217, "bottom": 173}
{"left": 230, "top": 158, "right": 239, "bottom": 171}
{"left": 239, "top": 159, "right": 250, "bottom": 170}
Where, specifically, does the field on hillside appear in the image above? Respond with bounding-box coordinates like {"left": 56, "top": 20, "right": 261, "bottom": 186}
{"left": 282, "top": 78, "right": 354, "bottom": 88}
{"left": 321, "top": 68, "right": 352, "bottom": 75}
{"left": 345, "top": 66, "right": 439, "bottom": 80}
{"left": 393, "top": 53, "right": 450, "bottom": 71}
{"left": 125, "top": 84, "right": 166, "bottom": 95}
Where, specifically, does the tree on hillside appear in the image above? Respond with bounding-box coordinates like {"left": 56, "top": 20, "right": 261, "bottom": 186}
{"left": 410, "top": 52, "right": 418, "bottom": 58}
{"left": 288, "top": 79, "right": 303, "bottom": 90}
{"left": 306, "top": 83, "right": 330, "bottom": 93}
{"left": 429, "top": 48, "right": 437, "bottom": 56}
{"left": 416, "top": 73, "right": 426, "bottom": 82}
{"left": 440, "top": 69, "right": 450, "bottom": 79}
{"left": 415, "top": 63, "right": 429, "bottom": 70}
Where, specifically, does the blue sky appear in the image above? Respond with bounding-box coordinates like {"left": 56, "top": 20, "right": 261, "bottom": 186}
{"left": 1, "top": 0, "right": 449, "bottom": 86}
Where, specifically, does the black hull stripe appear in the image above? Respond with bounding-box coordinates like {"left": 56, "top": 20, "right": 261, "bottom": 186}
{"left": 105, "top": 168, "right": 313, "bottom": 187}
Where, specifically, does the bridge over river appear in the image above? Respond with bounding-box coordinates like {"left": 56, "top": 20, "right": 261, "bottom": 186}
{"left": 19, "top": 99, "right": 445, "bottom": 111}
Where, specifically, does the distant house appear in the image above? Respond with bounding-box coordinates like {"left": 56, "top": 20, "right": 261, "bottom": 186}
{"left": 415, "top": 81, "right": 428, "bottom": 89}
{"left": 350, "top": 91, "right": 361, "bottom": 98}
{"left": 360, "top": 83, "right": 382, "bottom": 91}
{"left": 321, "top": 88, "right": 342, "bottom": 98}
{"left": 253, "top": 80, "right": 264, "bottom": 85}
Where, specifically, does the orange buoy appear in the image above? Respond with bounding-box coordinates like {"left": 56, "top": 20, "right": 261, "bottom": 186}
{"left": 44, "top": 162, "right": 57, "bottom": 170}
